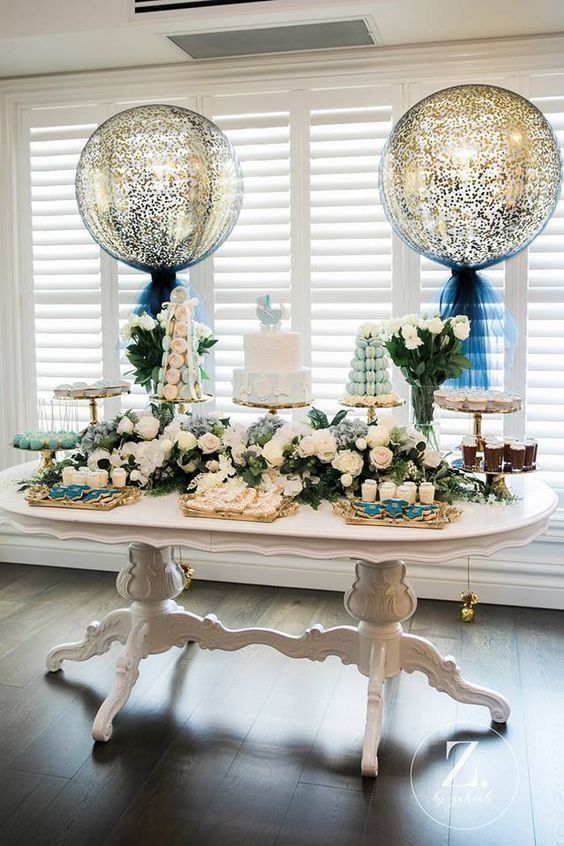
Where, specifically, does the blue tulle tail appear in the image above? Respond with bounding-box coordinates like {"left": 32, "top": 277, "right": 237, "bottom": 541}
{"left": 439, "top": 268, "right": 517, "bottom": 389}
{"left": 135, "top": 269, "right": 178, "bottom": 317}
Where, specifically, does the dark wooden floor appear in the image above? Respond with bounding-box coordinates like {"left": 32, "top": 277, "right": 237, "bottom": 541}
{"left": 0, "top": 562, "right": 562, "bottom": 846}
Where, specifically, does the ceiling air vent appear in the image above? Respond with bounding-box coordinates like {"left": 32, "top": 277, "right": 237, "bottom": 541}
{"left": 167, "top": 19, "right": 375, "bottom": 59}
{"left": 134, "top": 0, "right": 274, "bottom": 13}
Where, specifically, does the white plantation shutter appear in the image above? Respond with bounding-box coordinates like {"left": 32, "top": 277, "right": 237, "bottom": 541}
{"left": 27, "top": 114, "right": 104, "bottom": 427}
{"left": 212, "top": 106, "right": 291, "bottom": 419}
{"left": 527, "top": 91, "right": 564, "bottom": 504}
{"left": 309, "top": 99, "right": 393, "bottom": 414}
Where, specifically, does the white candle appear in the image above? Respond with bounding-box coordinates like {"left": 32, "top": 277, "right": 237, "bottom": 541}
{"left": 62, "top": 466, "right": 76, "bottom": 486}
{"left": 419, "top": 482, "right": 435, "bottom": 504}
{"left": 379, "top": 481, "right": 396, "bottom": 501}
{"left": 111, "top": 468, "right": 127, "bottom": 488}
{"left": 361, "top": 480, "right": 377, "bottom": 502}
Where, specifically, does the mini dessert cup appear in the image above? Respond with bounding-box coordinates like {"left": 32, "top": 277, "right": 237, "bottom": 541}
{"left": 503, "top": 438, "right": 516, "bottom": 467}
{"left": 509, "top": 442, "right": 525, "bottom": 472}
{"left": 361, "top": 480, "right": 377, "bottom": 503}
{"left": 524, "top": 438, "right": 537, "bottom": 470}
{"left": 461, "top": 437, "right": 478, "bottom": 469}
{"left": 484, "top": 441, "right": 503, "bottom": 473}
{"left": 418, "top": 482, "right": 435, "bottom": 504}
{"left": 379, "top": 481, "right": 396, "bottom": 500}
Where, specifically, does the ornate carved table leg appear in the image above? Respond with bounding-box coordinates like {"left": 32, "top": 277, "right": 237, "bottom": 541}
{"left": 344, "top": 559, "right": 417, "bottom": 776}
{"left": 46, "top": 608, "right": 131, "bottom": 672}
{"left": 400, "top": 634, "right": 510, "bottom": 722}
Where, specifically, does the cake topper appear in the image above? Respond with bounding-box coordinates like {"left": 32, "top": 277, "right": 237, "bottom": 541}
{"left": 256, "top": 294, "right": 283, "bottom": 331}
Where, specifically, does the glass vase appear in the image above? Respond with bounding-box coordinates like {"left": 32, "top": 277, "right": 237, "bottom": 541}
{"left": 410, "top": 384, "right": 441, "bottom": 451}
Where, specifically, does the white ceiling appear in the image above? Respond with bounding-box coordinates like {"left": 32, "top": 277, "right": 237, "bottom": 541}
{"left": 1, "top": 0, "right": 564, "bottom": 79}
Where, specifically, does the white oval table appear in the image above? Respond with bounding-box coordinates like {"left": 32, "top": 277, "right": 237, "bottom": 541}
{"left": 0, "top": 464, "right": 557, "bottom": 776}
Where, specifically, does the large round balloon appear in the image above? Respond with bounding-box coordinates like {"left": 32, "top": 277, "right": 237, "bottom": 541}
{"left": 75, "top": 104, "right": 243, "bottom": 312}
{"left": 379, "top": 84, "right": 561, "bottom": 270}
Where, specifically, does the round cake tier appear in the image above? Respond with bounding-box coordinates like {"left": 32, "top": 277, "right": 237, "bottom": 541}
{"left": 243, "top": 332, "right": 300, "bottom": 371}
{"left": 233, "top": 368, "right": 311, "bottom": 406}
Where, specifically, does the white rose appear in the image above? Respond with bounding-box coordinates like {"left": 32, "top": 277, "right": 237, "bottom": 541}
{"left": 206, "top": 459, "right": 220, "bottom": 472}
{"left": 176, "top": 430, "right": 197, "bottom": 451}
{"left": 405, "top": 335, "right": 424, "bottom": 350}
{"left": 198, "top": 432, "right": 221, "bottom": 454}
{"left": 231, "top": 445, "right": 246, "bottom": 466}
{"left": 386, "top": 319, "right": 402, "bottom": 337}
{"left": 262, "top": 439, "right": 285, "bottom": 467}
{"left": 332, "top": 449, "right": 364, "bottom": 477}
{"left": 110, "top": 450, "right": 123, "bottom": 467}
{"left": 312, "top": 430, "right": 337, "bottom": 463}
{"left": 179, "top": 459, "right": 198, "bottom": 474}
{"left": 426, "top": 316, "right": 444, "bottom": 335}
{"left": 340, "top": 473, "right": 353, "bottom": 488}
{"left": 87, "top": 448, "right": 111, "bottom": 470}
{"left": 135, "top": 416, "right": 160, "bottom": 440}
{"left": 129, "top": 469, "right": 148, "bottom": 487}
{"left": 159, "top": 438, "right": 173, "bottom": 457}
{"left": 355, "top": 437, "right": 367, "bottom": 451}
{"left": 401, "top": 323, "right": 418, "bottom": 340}
{"left": 117, "top": 416, "right": 134, "bottom": 435}
{"left": 366, "top": 424, "right": 391, "bottom": 448}
{"left": 297, "top": 434, "right": 316, "bottom": 458}
{"left": 369, "top": 446, "right": 394, "bottom": 470}
{"left": 121, "top": 324, "right": 131, "bottom": 341}
{"left": 452, "top": 317, "right": 471, "bottom": 341}
{"left": 121, "top": 441, "right": 138, "bottom": 457}
{"left": 281, "top": 475, "right": 303, "bottom": 497}
{"left": 139, "top": 314, "right": 156, "bottom": 331}
{"left": 423, "top": 448, "right": 442, "bottom": 468}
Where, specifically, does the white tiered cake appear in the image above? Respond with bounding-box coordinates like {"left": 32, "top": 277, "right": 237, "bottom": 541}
{"left": 233, "top": 296, "right": 311, "bottom": 407}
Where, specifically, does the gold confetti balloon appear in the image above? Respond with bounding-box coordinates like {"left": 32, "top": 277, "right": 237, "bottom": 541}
{"left": 76, "top": 104, "right": 243, "bottom": 274}
{"left": 380, "top": 84, "right": 562, "bottom": 269}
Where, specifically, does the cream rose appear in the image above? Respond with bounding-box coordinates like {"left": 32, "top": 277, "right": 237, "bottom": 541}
{"left": 176, "top": 430, "right": 197, "bottom": 451}
{"left": 423, "top": 448, "right": 442, "bottom": 468}
{"left": 297, "top": 434, "right": 316, "bottom": 458}
{"left": 117, "top": 415, "right": 134, "bottom": 435}
{"left": 370, "top": 446, "right": 394, "bottom": 470}
{"left": 355, "top": 437, "right": 367, "bottom": 451}
{"left": 197, "top": 432, "right": 221, "bottom": 454}
{"left": 452, "top": 317, "right": 471, "bottom": 341}
{"left": 426, "top": 316, "right": 444, "bottom": 334}
{"left": 262, "top": 439, "right": 285, "bottom": 467}
{"left": 312, "top": 430, "right": 337, "bottom": 463}
{"left": 135, "top": 416, "right": 160, "bottom": 441}
{"left": 340, "top": 473, "right": 353, "bottom": 488}
{"left": 366, "top": 424, "right": 391, "bottom": 448}
{"left": 332, "top": 449, "right": 364, "bottom": 477}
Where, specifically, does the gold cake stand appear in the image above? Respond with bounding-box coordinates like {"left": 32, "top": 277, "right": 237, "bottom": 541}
{"left": 54, "top": 386, "right": 131, "bottom": 426}
{"left": 233, "top": 398, "right": 311, "bottom": 415}
{"left": 150, "top": 394, "right": 213, "bottom": 415}
{"left": 339, "top": 396, "right": 404, "bottom": 425}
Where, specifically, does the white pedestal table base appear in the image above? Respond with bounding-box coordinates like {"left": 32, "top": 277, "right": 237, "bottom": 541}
{"left": 46, "top": 543, "right": 510, "bottom": 776}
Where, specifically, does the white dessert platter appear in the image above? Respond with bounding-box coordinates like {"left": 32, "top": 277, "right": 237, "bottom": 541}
{"left": 0, "top": 461, "right": 556, "bottom": 777}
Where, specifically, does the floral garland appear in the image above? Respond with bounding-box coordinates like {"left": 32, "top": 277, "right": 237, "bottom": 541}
{"left": 23, "top": 403, "right": 503, "bottom": 506}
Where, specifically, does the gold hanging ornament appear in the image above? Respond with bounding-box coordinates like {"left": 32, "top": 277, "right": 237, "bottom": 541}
{"left": 460, "top": 556, "right": 479, "bottom": 622}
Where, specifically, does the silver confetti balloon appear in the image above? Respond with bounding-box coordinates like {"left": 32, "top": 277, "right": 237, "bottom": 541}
{"left": 380, "top": 84, "right": 561, "bottom": 270}
{"left": 75, "top": 104, "right": 243, "bottom": 274}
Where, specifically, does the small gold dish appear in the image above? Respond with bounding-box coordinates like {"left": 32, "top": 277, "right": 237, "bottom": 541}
{"left": 333, "top": 499, "right": 462, "bottom": 529}
{"left": 26, "top": 485, "right": 141, "bottom": 511}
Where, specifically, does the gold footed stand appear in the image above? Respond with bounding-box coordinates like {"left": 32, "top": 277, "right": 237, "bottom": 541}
{"left": 338, "top": 397, "right": 404, "bottom": 425}
{"left": 13, "top": 446, "right": 58, "bottom": 474}
{"left": 233, "top": 398, "right": 311, "bottom": 415}
{"left": 54, "top": 387, "right": 131, "bottom": 427}
{"left": 151, "top": 394, "right": 213, "bottom": 415}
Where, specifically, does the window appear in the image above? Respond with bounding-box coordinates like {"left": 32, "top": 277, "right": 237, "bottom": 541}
{"left": 18, "top": 76, "right": 564, "bottom": 508}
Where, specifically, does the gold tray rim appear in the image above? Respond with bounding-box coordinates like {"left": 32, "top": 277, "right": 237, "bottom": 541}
{"left": 232, "top": 399, "right": 311, "bottom": 411}
{"left": 179, "top": 492, "right": 299, "bottom": 523}
{"left": 26, "top": 485, "right": 141, "bottom": 511}
{"left": 339, "top": 395, "right": 404, "bottom": 409}
{"left": 333, "top": 499, "right": 461, "bottom": 530}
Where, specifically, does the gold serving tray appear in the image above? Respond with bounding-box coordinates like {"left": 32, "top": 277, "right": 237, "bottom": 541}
{"left": 179, "top": 493, "right": 298, "bottom": 523}
{"left": 333, "top": 499, "right": 462, "bottom": 530}
{"left": 26, "top": 485, "right": 141, "bottom": 511}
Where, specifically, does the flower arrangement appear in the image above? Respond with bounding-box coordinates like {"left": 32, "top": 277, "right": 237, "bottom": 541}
{"left": 24, "top": 403, "right": 502, "bottom": 506}
{"left": 383, "top": 314, "right": 471, "bottom": 447}
{"left": 121, "top": 309, "right": 217, "bottom": 396}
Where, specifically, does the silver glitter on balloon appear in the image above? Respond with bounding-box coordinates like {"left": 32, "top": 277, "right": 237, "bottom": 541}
{"left": 75, "top": 104, "right": 243, "bottom": 273}
{"left": 380, "top": 84, "right": 562, "bottom": 270}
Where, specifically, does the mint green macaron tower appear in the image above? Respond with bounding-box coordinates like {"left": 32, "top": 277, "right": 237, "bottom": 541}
{"left": 345, "top": 324, "right": 393, "bottom": 398}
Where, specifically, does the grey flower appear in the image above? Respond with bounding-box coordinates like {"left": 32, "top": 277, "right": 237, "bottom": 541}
{"left": 330, "top": 418, "right": 368, "bottom": 450}
{"left": 246, "top": 414, "right": 284, "bottom": 446}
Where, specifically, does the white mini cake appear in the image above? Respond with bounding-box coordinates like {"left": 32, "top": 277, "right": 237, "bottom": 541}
{"left": 233, "top": 296, "right": 311, "bottom": 407}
